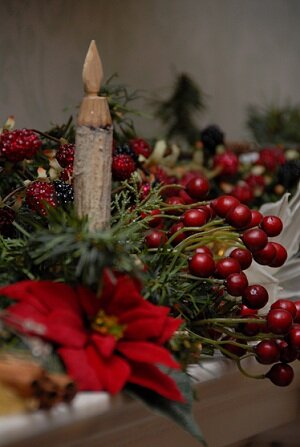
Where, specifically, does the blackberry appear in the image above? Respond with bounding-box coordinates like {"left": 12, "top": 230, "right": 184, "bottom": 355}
{"left": 54, "top": 181, "right": 74, "bottom": 205}
{"left": 200, "top": 125, "right": 225, "bottom": 154}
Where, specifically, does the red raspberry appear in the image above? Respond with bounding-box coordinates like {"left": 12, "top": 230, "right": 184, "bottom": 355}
{"left": 0, "top": 129, "right": 41, "bottom": 162}
{"left": 213, "top": 150, "right": 239, "bottom": 175}
{"left": 59, "top": 166, "right": 73, "bottom": 182}
{"left": 112, "top": 154, "right": 136, "bottom": 180}
{"left": 26, "top": 181, "right": 57, "bottom": 215}
{"left": 129, "top": 138, "right": 152, "bottom": 158}
{"left": 56, "top": 144, "right": 75, "bottom": 168}
{"left": 257, "top": 148, "right": 286, "bottom": 171}
{"left": 245, "top": 174, "right": 266, "bottom": 189}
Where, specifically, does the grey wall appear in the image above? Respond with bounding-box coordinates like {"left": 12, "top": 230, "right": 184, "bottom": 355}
{"left": 1, "top": 0, "right": 300, "bottom": 139}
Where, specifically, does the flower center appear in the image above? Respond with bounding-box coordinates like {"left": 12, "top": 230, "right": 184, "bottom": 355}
{"left": 91, "top": 309, "right": 125, "bottom": 340}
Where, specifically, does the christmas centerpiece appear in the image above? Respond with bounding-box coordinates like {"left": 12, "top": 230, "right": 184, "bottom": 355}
{"left": 0, "top": 42, "right": 300, "bottom": 445}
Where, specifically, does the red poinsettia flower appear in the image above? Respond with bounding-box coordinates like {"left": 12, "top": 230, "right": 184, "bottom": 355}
{"left": 0, "top": 272, "right": 183, "bottom": 401}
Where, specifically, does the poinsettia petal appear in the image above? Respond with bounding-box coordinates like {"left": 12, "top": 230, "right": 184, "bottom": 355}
{"left": 76, "top": 286, "right": 100, "bottom": 319}
{"left": 86, "top": 344, "right": 130, "bottom": 394}
{"left": 6, "top": 302, "right": 48, "bottom": 334}
{"left": 103, "top": 276, "right": 145, "bottom": 316}
{"left": 128, "top": 362, "right": 184, "bottom": 402}
{"left": 91, "top": 332, "right": 117, "bottom": 358}
{"left": 123, "top": 314, "right": 166, "bottom": 340}
{"left": 46, "top": 309, "right": 87, "bottom": 347}
{"left": 117, "top": 341, "right": 180, "bottom": 369}
{"left": 0, "top": 281, "right": 49, "bottom": 314}
{"left": 1, "top": 280, "right": 82, "bottom": 316}
{"left": 58, "top": 346, "right": 102, "bottom": 391}
{"left": 155, "top": 317, "right": 183, "bottom": 345}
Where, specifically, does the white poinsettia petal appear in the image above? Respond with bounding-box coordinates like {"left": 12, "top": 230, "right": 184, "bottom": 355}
{"left": 260, "top": 193, "right": 292, "bottom": 228}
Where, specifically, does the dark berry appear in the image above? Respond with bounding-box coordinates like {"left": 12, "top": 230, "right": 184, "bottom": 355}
{"left": 294, "top": 301, "right": 300, "bottom": 323}
{"left": 211, "top": 195, "right": 239, "bottom": 217}
{"left": 53, "top": 181, "right": 74, "bottom": 205}
{"left": 144, "top": 229, "right": 167, "bottom": 248}
{"left": 271, "top": 299, "right": 297, "bottom": 320}
{"left": 229, "top": 248, "right": 252, "bottom": 270}
{"left": 246, "top": 209, "right": 263, "bottom": 228}
{"left": 266, "top": 363, "right": 294, "bottom": 386}
{"left": 168, "top": 222, "right": 186, "bottom": 245}
{"left": 255, "top": 340, "right": 280, "bottom": 364}
{"left": 260, "top": 215, "right": 283, "bottom": 237}
{"left": 226, "top": 204, "right": 252, "bottom": 228}
{"left": 226, "top": 272, "right": 248, "bottom": 296}
{"left": 182, "top": 209, "right": 207, "bottom": 227}
{"left": 215, "top": 257, "right": 241, "bottom": 278}
{"left": 242, "top": 228, "right": 268, "bottom": 252}
{"left": 185, "top": 176, "right": 209, "bottom": 200}
{"left": 268, "top": 242, "right": 287, "bottom": 267}
{"left": 200, "top": 125, "right": 224, "bottom": 154}
{"left": 287, "top": 326, "right": 300, "bottom": 351}
{"left": 267, "top": 308, "right": 293, "bottom": 335}
{"left": 242, "top": 284, "right": 269, "bottom": 309}
{"left": 253, "top": 242, "right": 276, "bottom": 265}
{"left": 188, "top": 253, "right": 215, "bottom": 277}
{"left": 279, "top": 344, "right": 298, "bottom": 363}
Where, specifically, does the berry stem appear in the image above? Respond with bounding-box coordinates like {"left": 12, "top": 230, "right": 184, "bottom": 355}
{"left": 236, "top": 356, "right": 266, "bottom": 380}
{"left": 31, "top": 129, "right": 62, "bottom": 144}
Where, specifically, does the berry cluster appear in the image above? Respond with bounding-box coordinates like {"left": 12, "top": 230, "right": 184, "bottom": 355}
{"left": 0, "top": 129, "right": 42, "bottom": 163}
{"left": 55, "top": 144, "right": 75, "bottom": 181}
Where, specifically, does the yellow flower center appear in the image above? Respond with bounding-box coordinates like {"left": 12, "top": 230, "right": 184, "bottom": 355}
{"left": 91, "top": 310, "right": 125, "bottom": 340}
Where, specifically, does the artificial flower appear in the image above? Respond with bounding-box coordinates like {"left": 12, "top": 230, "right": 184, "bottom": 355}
{"left": 0, "top": 272, "right": 183, "bottom": 401}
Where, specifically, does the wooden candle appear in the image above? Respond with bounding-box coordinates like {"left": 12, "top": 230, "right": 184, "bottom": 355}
{"left": 74, "top": 40, "right": 113, "bottom": 230}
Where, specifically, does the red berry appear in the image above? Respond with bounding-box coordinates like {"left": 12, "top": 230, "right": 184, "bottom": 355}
{"left": 271, "top": 299, "right": 297, "bottom": 320}
{"left": 185, "top": 176, "right": 209, "bottom": 200}
{"left": 142, "top": 209, "right": 163, "bottom": 228}
{"left": 211, "top": 195, "right": 239, "bottom": 217}
{"left": 246, "top": 209, "right": 263, "bottom": 228}
{"left": 255, "top": 340, "right": 280, "bottom": 364}
{"left": 129, "top": 138, "right": 152, "bottom": 158}
{"left": 182, "top": 209, "right": 207, "bottom": 227}
{"left": 144, "top": 229, "right": 167, "bottom": 248}
{"left": 294, "top": 301, "right": 300, "bottom": 323}
{"left": 195, "top": 246, "right": 213, "bottom": 257}
{"left": 240, "top": 315, "right": 261, "bottom": 336}
{"left": 287, "top": 326, "right": 300, "bottom": 351}
{"left": 56, "top": 144, "right": 75, "bottom": 168}
{"left": 168, "top": 222, "right": 186, "bottom": 245}
{"left": 226, "top": 204, "right": 252, "bottom": 228}
{"left": 25, "top": 181, "right": 57, "bottom": 215}
{"left": 239, "top": 304, "right": 258, "bottom": 316}
{"left": 213, "top": 150, "right": 239, "bottom": 176}
{"left": 226, "top": 272, "right": 248, "bottom": 296}
{"left": 112, "top": 154, "right": 136, "bottom": 180}
{"left": 242, "top": 228, "right": 268, "bottom": 252}
{"left": 268, "top": 242, "right": 287, "bottom": 267}
{"left": 253, "top": 242, "right": 276, "bottom": 265}
{"left": 0, "top": 129, "right": 41, "bottom": 162}
{"left": 242, "top": 285, "right": 269, "bottom": 309}
{"left": 266, "top": 363, "right": 294, "bottom": 386}
{"left": 267, "top": 309, "right": 293, "bottom": 335}
{"left": 279, "top": 344, "right": 298, "bottom": 363}
{"left": 230, "top": 248, "right": 252, "bottom": 270}
{"left": 165, "top": 196, "right": 185, "bottom": 215}
{"left": 260, "top": 215, "right": 283, "bottom": 237}
{"left": 188, "top": 253, "right": 215, "bottom": 277}
{"left": 215, "top": 257, "right": 241, "bottom": 278}
{"left": 179, "top": 189, "right": 194, "bottom": 204}
{"left": 59, "top": 166, "right": 73, "bottom": 182}
{"left": 231, "top": 183, "right": 254, "bottom": 204}
{"left": 222, "top": 338, "right": 247, "bottom": 358}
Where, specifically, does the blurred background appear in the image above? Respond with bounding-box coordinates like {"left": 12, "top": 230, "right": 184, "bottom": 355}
{"left": 1, "top": 0, "right": 300, "bottom": 140}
